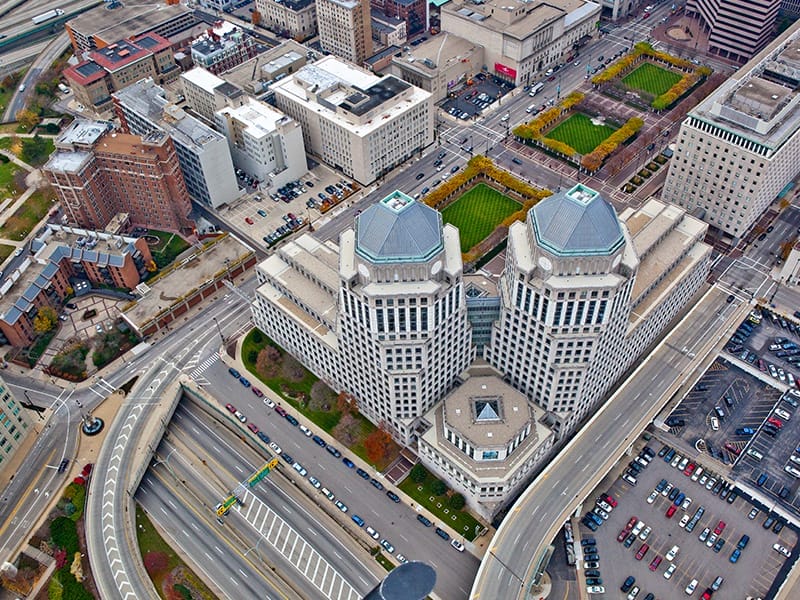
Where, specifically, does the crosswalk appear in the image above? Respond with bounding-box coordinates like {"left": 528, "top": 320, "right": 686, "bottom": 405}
{"left": 236, "top": 489, "right": 361, "bottom": 600}
{"left": 184, "top": 351, "right": 219, "bottom": 385}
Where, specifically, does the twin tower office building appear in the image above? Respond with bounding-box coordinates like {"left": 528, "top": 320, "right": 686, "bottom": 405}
{"left": 252, "top": 184, "right": 711, "bottom": 518}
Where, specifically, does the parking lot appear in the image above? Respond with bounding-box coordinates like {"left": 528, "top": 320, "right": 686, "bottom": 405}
{"left": 440, "top": 73, "right": 513, "bottom": 120}
{"left": 574, "top": 437, "right": 796, "bottom": 599}
{"left": 221, "top": 164, "right": 360, "bottom": 249}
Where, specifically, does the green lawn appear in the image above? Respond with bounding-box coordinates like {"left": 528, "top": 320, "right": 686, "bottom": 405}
{"left": 398, "top": 466, "right": 483, "bottom": 541}
{"left": 547, "top": 112, "right": 617, "bottom": 155}
{"left": 0, "top": 160, "right": 20, "bottom": 195}
{"left": 622, "top": 62, "right": 682, "bottom": 96}
{"left": 441, "top": 183, "right": 520, "bottom": 252}
{"left": 0, "top": 188, "right": 55, "bottom": 241}
{"left": 146, "top": 230, "right": 191, "bottom": 268}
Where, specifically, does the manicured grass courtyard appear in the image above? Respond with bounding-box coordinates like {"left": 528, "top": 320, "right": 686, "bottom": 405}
{"left": 622, "top": 62, "right": 682, "bottom": 96}
{"left": 547, "top": 112, "right": 617, "bottom": 155}
{"left": 0, "top": 188, "right": 56, "bottom": 241}
{"left": 441, "top": 183, "right": 520, "bottom": 252}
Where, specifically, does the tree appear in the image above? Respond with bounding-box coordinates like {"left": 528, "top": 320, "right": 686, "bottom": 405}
{"left": 431, "top": 479, "right": 448, "bottom": 496}
{"left": 410, "top": 463, "right": 427, "bottom": 483}
{"left": 15, "top": 108, "right": 40, "bottom": 130}
{"left": 50, "top": 517, "right": 79, "bottom": 555}
{"left": 449, "top": 493, "right": 466, "bottom": 510}
{"left": 363, "top": 425, "right": 393, "bottom": 464}
{"left": 33, "top": 306, "right": 58, "bottom": 333}
{"left": 336, "top": 391, "right": 355, "bottom": 415}
{"left": 251, "top": 9, "right": 262, "bottom": 25}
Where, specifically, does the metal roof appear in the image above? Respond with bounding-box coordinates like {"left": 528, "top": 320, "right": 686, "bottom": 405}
{"left": 355, "top": 191, "right": 443, "bottom": 263}
{"left": 532, "top": 184, "right": 624, "bottom": 256}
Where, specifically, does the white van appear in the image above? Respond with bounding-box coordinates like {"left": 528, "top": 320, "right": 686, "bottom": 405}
{"left": 710, "top": 416, "right": 719, "bottom": 431}
{"left": 526, "top": 104, "right": 536, "bottom": 113}
{"left": 747, "top": 448, "right": 764, "bottom": 461}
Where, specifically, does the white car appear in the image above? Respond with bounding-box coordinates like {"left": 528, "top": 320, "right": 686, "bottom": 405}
{"left": 774, "top": 543, "right": 792, "bottom": 558}
{"left": 263, "top": 397, "right": 275, "bottom": 408}
{"left": 664, "top": 563, "right": 676, "bottom": 579}
{"left": 666, "top": 545, "right": 680, "bottom": 561}
{"left": 308, "top": 476, "right": 321, "bottom": 489}
{"left": 299, "top": 424, "right": 313, "bottom": 437}
{"left": 685, "top": 579, "right": 698, "bottom": 595}
{"left": 679, "top": 514, "right": 690, "bottom": 528}
{"left": 681, "top": 497, "right": 692, "bottom": 510}
{"left": 293, "top": 462, "right": 308, "bottom": 477}
{"left": 366, "top": 526, "right": 380, "bottom": 540}
{"left": 593, "top": 507, "right": 609, "bottom": 520}
{"left": 13, "top": 247, "right": 23, "bottom": 257}
{"left": 639, "top": 526, "right": 651, "bottom": 541}
{"left": 646, "top": 490, "right": 658, "bottom": 504}
{"left": 269, "top": 441, "right": 282, "bottom": 454}
{"left": 596, "top": 499, "right": 613, "bottom": 512}
{"left": 662, "top": 482, "right": 673, "bottom": 497}
{"left": 632, "top": 520, "right": 645, "bottom": 536}
{"left": 671, "top": 454, "right": 683, "bottom": 468}
{"left": 234, "top": 411, "right": 247, "bottom": 423}
{"left": 587, "top": 586, "right": 605, "bottom": 594}
{"left": 627, "top": 586, "right": 640, "bottom": 600}
{"left": 335, "top": 500, "right": 348, "bottom": 512}
{"left": 691, "top": 467, "right": 704, "bottom": 482}
{"left": 678, "top": 457, "right": 690, "bottom": 470}
{"left": 451, "top": 539, "right": 465, "bottom": 552}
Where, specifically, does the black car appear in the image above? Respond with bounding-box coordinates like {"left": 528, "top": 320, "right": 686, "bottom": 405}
{"left": 65, "top": 302, "right": 77, "bottom": 309}
{"left": 257, "top": 431, "right": 270, "bottom": 444}
{"left": 658, "top": 445, "right": 670, "bottom": 457}
{"left": 665, "top": 416, "right": 686, "bottom": 427}
{"left": 417, "top": 514, "right": 433, "bottom": 527}
{"left": 621, "top": 575, "right": 635, "bottom": 592}
{"left": 281, "top": 453, "right": 294, "bottom": 465}
{"left": 285, "top": 415, "right": 299, "bottom": 426}
{"left": 370, "top": 478, "right": 384, "bottom": 490}
{"left": 415, "top": 173, "right": 425, "bottom": 180}
{"left": 773, "top": 520, "right": 785, "bottom": 534}
{"left": 356, "top": 468, "right": 370, "bottom": 480}
{"left": 58, "top": 459, "right": 69, "bottom": 473}
{"left": 386, "top": 491, "right": 401, "bottom": 503}
{"left": 435, "top": 527, "right": 450, "bottom": 540}
{"left": 312, "top": 435, "right": 326, "bottom": 447}
{"left": 326, "top": 445, "right": 342, "bottom": 458}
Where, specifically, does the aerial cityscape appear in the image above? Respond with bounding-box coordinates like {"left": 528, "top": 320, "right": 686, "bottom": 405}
{"left": 1, "top": 0, "right": 800, "bottom": 599}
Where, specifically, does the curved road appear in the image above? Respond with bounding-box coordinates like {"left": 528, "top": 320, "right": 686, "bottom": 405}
{"left": 470, "top": 286, "right": 745, "bottom": 599}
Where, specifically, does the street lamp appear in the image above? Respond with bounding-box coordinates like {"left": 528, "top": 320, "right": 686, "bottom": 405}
{"left": 212, "top": 316, "right": 225, "bottom": 346}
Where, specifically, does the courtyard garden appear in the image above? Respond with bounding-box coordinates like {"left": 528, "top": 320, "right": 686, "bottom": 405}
{"left": 622, "top": 62, "right": 682, "bottom": 97}
{"left": 546, "top": 112, "right": 618, "bottom": 155}
{"left": 441, "top": 183, "right": 521, "bottom": 252}
{"left": 146, "top": 230, "right": 191, "bottom": 269}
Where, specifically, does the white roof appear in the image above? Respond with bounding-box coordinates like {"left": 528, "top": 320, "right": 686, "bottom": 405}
{"left": 181, "top": 67, "right": 225, "bottom": 93}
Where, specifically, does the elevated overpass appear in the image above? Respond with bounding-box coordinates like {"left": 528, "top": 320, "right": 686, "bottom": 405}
{"left": 470, "top": 286, "right": 750, "bottom": 599}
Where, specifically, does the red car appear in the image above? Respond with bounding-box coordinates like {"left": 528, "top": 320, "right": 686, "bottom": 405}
{"left": 684, "top": 462, "right": 696, "bottom": 476}
{"left": 245, "top": 217, "right": 254, "bottom": 225}
{"left": 275, "top": 405, "right": 288, "bottom": 417}
{"left": 635, "top": 543, "right": 649, "bottom": 560}
{"left": 666, "top": 505, "right": 677, "bottom": 518}
{"left": 649, "top": 555, "right": 662, "bottom": 571}
{"left": 251, "top": 387, "right": 264, "bottom": 398}
{"left": 618, "top": 528, "right": 629, "bottom": 542}
{"left": 602, "top": 493, "right": 618, "bottom": 507}
{"left": 247, "top": 423, "right": 259, "bottom": 434}
{"left": 767, "top": 417, "right": 783, "bottom": 428}
{"left": 714, "top": 520, "right": 726, "bottom": 535}
{"left": 626, "top": 516, "right": 638, "bottom": 530}
{"left": 225, "top": 403, "right": 236, "bottom": 413}
{"left": 724, "top": 442, "right": 741, "bottom": 455}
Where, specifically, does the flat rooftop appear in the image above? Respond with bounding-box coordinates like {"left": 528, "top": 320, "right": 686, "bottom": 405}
{"left": 66, "top": 3, "right": 194, "bottom": 41}
{"left": 443, "top": 0, "right": 587, "bottom": 40}
{"left": 123, "top": 234, "right": 255, "bottom": 329}
{"left": 56, "top": 119, "right": 112, "bottom": 148}
{"left": 220, "top": 40, "right": 311, "bottom": 93}
{"left": 219, "top": 99, "right": 290, "bottom": 137}
{"left": 394, "top": 33, "right": 482, "bottom": 75}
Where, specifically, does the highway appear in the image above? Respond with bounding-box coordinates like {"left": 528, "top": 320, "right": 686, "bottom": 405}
{"left": 183, "top": 358, "right": 481, "bottom": 598}
{"left": 470, "top": 286, "right": 749, "bottom": 599}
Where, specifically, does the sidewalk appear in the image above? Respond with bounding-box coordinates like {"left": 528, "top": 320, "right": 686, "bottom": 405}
{"left": 220, "top": 334, "right": 494, "bottom": 560}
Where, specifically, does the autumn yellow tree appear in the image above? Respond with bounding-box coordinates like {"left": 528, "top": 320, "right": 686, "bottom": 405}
{"left": 15, "top": 108, "right": 40, "bottom": 131}
{"left": 33, "top": 306, "right": 58, "bottom": 333}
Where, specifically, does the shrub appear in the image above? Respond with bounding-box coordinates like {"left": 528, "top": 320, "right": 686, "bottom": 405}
{"left": 410, "top": 463, "right": 427, "bottom": 483}
{"left": 624, "top": 184, "right": 636, "bottom": 193}
{"left": 638, "top": 169, "right": 651, "bottom": 178}
{"left": 50, "top": 517, "right": 79, "bottom": 555}
{"left": 632, "top": 176, "right": 644, "bottom": 185}
{"left": 431, "top": 479, "right": 448, "bottom": 496}
{"left": 251, "top": 330, "right": 263, "bottom": 344}
{"left": 143, "top": 551, "right": 169, "bottom": 575}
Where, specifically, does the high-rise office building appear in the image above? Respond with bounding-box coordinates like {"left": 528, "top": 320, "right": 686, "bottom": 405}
{"left": 662, "top": 21, "right": 800, "bottom": 242}
{"left": 686, "top": 0, "right": 780, "bottom": 62}
{"left": 43, "top": 120, "right": 193, "bottom": 233}
{"left": 315, "top": 0, "right": 373, "bottom": 65}
{"left": 113, "top": 78, "right": 240, "bottom": 208}
{"left": 270, "top": 55, "right": 433, "bottom": 185}
{"left": 252, "top": 191, "right": 473, "bottom": 442}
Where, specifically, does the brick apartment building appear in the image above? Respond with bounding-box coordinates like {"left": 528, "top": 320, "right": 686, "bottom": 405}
{"left": 43, "top": 120, "right": 194, "bottom": 234}
{"left": 0, "top": 225, "right": 153, "bottom": 347}
{"left": 64, "top": 32, "right": 180, "bottom": 113}
{"left": 371, "top": 0, "right": 426, "bottom": 36}
{"left": 190, "top": 21, "right": 264, "bottom": 75}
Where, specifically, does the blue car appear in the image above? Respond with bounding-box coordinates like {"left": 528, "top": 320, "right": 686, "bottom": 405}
{"left": 343, "top": 458, "right": 355, "bottom": 468}
{"left": 729, "top": 548, "right": 741, "bottom": 563}
{"left": 228, "top": 367, "right": 240, "bottom": 378}
{"left": 352, "top": 514, "right": 365, "bottom": 527}
{"left": 239, "top": 376, "right": 250, "bottom": 387}
{"left": 312, "top": 435, "right": 326, "bottom": 447}
{"left": 285, "top": 414, "right": 299, "bottom": 426}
